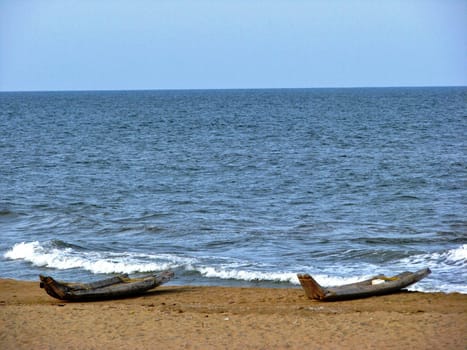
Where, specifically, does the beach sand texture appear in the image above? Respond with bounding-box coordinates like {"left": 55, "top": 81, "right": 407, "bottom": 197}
{"left": 1, "top": 279, "right": 465, "bottom": 349}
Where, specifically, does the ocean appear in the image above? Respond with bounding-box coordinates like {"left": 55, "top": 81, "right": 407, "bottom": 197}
{"left": 1, "top": 87, "right": 466, "bottom": 292}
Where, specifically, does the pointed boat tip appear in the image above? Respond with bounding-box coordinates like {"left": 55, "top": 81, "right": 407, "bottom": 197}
{"left": 157, "top": 270, "right": 175, "bottom": 279}
{"left": 419, "top": 267, "right": 432, "bottom": 277}
{"left": 297, "top": 273, "right": 327, "bottom": 300}
{"left": 39, "top": 274, "right": 52, "bottom": 285}
{"left": 414, "top": 267, "right": 431, "bottom": 276}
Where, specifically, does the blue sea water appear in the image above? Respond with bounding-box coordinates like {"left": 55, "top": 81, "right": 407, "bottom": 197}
{"left": 0, "top": 87, "right": 466, "bottom": 292}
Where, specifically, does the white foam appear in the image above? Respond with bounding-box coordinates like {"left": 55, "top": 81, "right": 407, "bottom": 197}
{"left": 3, "top": 241, "right": 191, "bottom": 274}
{"left": 196, "top": 266, "right": 299, "bottom": 284}
{"left": 441, "top": 244, "right": 467, "bottom": 264}
{"left": 400, "top": 244, "right": 467, "bottom": 268}
{"left": 4, "top": 241, "right": 43, "bottom": 260}
{"left": 4, "top": 241, "right": 466, "bottom": 293}
{"left": 192, "top": 266, "right": 369, "bottom": 286}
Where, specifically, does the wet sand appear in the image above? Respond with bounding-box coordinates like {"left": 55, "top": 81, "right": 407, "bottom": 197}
{"left": 0, "top": 278, "right": 465, "bottom": 349}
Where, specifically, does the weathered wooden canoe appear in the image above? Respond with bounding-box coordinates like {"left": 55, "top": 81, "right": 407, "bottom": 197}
{"left": 297, "top": 268, "right": 431, "bottom": 301}
{"left": 39, "top": 270, "right": 174, "bottom": 301}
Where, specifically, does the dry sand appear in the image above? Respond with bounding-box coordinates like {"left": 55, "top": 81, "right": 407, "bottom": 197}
{"left": 0, "top": 278, "right": 466, "bottom": 349}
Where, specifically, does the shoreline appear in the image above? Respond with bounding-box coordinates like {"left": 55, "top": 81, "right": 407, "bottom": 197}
{"left": 1, "top": 278, "right": 466, "bottom": 349}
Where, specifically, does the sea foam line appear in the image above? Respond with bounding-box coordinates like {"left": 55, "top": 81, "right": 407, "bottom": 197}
{"left": 399, "top": 244, "right": 467, "bottom": 268}
{"left": 197, "top": 266, "right": 299, "bottom": 284}
{"left": 3, "top": 241, "right": 192, "bottom": 274}
{"left": 4, "top": 241, "right": 466, "bottom": 292}
{"left": 2, "top": 241, "right": 362, "bottom": 286}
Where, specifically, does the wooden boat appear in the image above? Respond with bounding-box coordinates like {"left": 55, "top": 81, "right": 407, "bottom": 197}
{"left": 39, "top": 270, "right": 174, "bottom": 301}
{"left": 297, "top": 268, "right": 431, "bottom": 301}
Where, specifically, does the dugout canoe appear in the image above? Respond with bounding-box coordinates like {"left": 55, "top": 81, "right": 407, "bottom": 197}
{"left": 39, "top": 270, "right": 174, "bottom": 301}
{"left": 297, "top": 268, "right": 431, "bottom": 301}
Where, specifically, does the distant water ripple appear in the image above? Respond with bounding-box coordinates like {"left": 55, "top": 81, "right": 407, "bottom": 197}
{"left": 1, "top": 87, "right": 466, "bottom": 292}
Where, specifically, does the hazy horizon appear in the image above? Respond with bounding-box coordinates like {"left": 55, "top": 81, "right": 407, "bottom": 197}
{"left": 1, "top": 0, "right": 466, "bottom": 92}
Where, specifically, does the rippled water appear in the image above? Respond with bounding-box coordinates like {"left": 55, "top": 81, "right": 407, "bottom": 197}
{"left": 1, "top": 87, "right": 466, "bottom": 292}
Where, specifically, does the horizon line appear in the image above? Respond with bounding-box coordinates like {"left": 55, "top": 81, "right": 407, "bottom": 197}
{"left": 1, "top": 84, "right": 466, "bottom": 94}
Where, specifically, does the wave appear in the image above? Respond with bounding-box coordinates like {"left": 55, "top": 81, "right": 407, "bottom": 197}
{"left": 196, "top": 266, "right": 298, "bottom": 284}
{"left": 3, "top": 241, "right": 466, "bottom": 293}
{"left": 3, "top": 241, "right": 194, "bottom": 274}
{"left": 398, "top": 244, "right": 466, "bottom": 268}
{"left": 3, "top": 241, "right": 299, "bottom": 284}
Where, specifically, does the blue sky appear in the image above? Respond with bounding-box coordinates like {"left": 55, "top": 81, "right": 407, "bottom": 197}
{"left": 1, "top": 0, "right": 466, "bottom": 91}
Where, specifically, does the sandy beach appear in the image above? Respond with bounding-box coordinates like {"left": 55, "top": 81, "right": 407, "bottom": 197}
{"left": 0, "top": 279, "right": 465, "bottom": 349}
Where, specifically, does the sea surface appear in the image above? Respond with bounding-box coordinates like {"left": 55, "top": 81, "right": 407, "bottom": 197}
{"left": 1, "top": 87, "right": 466, "bottom": 293}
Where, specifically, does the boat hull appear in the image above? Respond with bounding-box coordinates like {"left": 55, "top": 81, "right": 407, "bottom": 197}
{"left": 297, "top": 268, "right": 431, "bottom": 301}
{"left": 39, "top": 270, "right": 174, "bottom": 301}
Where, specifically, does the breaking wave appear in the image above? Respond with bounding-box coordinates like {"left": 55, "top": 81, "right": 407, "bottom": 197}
{"left": 3, "top": 241, "right": 466, "bottom": 293}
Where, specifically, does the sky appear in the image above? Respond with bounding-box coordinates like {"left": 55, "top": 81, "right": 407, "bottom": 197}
{"left": 1, "top": 0, "right": 466, "bottom": 91}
